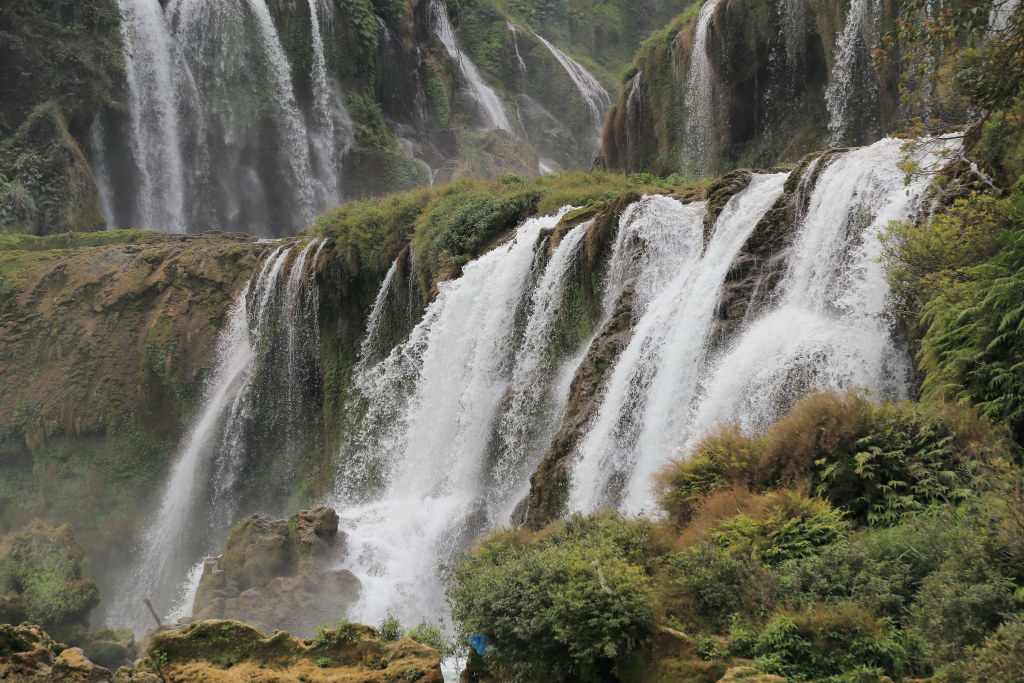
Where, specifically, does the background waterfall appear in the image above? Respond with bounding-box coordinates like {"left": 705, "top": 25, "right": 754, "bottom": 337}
{"left": 824, "top": 0, "right": 881, "bottom": 145}
{"left": 91, "top": 0, "right": 353, "bottom": 237}
{"left": 428, "top": 0, "right": 513, "bottom": 133}
{"left": 682, "top": 0, "right": 724, "bottom": 175}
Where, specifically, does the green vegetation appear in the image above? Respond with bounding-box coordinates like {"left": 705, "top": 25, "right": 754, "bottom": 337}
{"left": 0, "top": 521, "right": 100, "bottom": 635}
{"left": 449, "top": 390, "right": 1024, "bottom": 681}
{"left": 448, "top": 513, "right": 656, "bottom": 681}
{"left": 312, "top": 169, "right": 701, "bottom": 291}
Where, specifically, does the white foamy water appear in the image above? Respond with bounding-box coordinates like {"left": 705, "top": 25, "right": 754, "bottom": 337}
{"left": 428, "top": 0, "right": 512, "bottom": 132}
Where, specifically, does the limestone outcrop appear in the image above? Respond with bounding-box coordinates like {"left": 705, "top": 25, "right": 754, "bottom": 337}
{"left": 190, "top": 508, "right": 360, "bottom": 637}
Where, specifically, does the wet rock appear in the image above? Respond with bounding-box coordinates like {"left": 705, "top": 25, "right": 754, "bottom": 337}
{"left": 0, "top": 520, "right": 101, "bottom": 636}
{"left": 191, "top": 508, "right": 359, "bottom": 637}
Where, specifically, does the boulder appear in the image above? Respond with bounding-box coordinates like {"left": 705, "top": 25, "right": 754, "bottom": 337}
{"left": 0, "top": 623, "right": 114, "bottom": 682}
{"left": 191, "top": 508, "right": 359, "bottom": 637}
{"left": 0, "top": 520, "right": 101, "bottom": 636}
{"left": 128, "top": 619, "right": 442, "bottom": 682}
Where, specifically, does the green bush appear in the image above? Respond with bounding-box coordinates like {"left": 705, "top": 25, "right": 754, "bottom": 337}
{"left": 815, "top": 400, "right": 1007, "bottom": 526}
{"left": 751, "top": 603, "right": 907, "bottom": 682}
{"left": 664, "top": 542, "right": 776, "bottom": 630}
{"left": 712, "top": 492, "right": 848, "bottom": 564}
{"left": 380, "top": 615, "right": 405, "bottom": 641}
{"left": 407, "top": 622, "right": 456, "bottom": 660}
{"left": 919, "top": 214, "right": 1024, "bottom": 445}
{"left": 447, "top": 514, "right": 655, "bottom": 682}
{"left": 658, "top": 392, "right": 1011, "bottom": 529}
{"left": 907, "top": 556, "right": 1016, "bottom": 667}
{"left": 951, "top": 612, "right": 1024, "bottom": 683}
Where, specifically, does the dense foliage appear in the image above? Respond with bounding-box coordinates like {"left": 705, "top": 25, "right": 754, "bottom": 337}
{"left": 449, "top": 392, "right": 1024, "bottom": 681}
{"left": 448, "top": 514, "right": 657, "bottom": 681}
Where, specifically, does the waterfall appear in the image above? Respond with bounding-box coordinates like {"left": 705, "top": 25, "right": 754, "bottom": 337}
{"left": 109, "top": 240, "right": 323, "bottom": 634}
{"left": 569, "top": 174, "right": 787, "bottom": 514}
{"left": 568, "top": 136, "right": 956, "bottom": 516}
{"left": 534, "top": 33, "right": 612, "bottom": 140}
{"left": 330, "top": 208, "right": 576, "bottom": 625}
{"left": 685, "top": 138, "right": 949, "bottom": 440}
{"left": 624, "top": 70, "right": 644, "bottom": 169}
{"left": 508, "top": 22, "right": 528, "bottom": 84}
{"left": 308, "top": 0, "right": 348, "bottom": 209}
{"left": 94, "top": 0, "right": 352, "bottom": 236}
{"left": 824, "top": 0, "right": 879, "bottom": 146}
{"left": 114, "top": 0, "right": 187, "bottom": 233}
{"left": 428, "top": 0, "right": 513, "bottom": 132}
{"left": 682, "top": 0, "right": 724, "bottom": 175}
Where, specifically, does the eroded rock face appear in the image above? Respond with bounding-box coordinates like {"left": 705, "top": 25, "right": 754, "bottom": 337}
{"left": 0, "top": 623, "right": 113, "bottom": 682}
{"left": 191, "top": 508, "right": 359, "bottom": 637}
{"left": 132, "top": 619, "right": 443, "bottom": 683}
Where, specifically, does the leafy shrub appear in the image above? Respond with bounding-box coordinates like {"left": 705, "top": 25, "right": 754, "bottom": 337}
{"left": 712, "top": 492, "right": 848, "bottom": 564}
{"left": 950, "top": 612, "right": 1024, "bottom": 683}
{"left": 880, "top": 192, "right": 1012, "bottom": 311}
{"left": 656, "top": 426, "right": 764, "bottom": 526}
{"left": 447, "top": 514, "right": 655, "bottom": 682}
{"left": 908, "top": 555, "right": 1016, "bottom": 667}
{"left": 407, "top": 622, "right": 456, "bottom": 660}
{"left": 751, "top": 603, "right": 907, "bottom": 682}
{"left": 919, "top": 217, "right": 1024, "bottom": 445}
{"left": 664, "top": 542, "right": 776, "bottom": 630}
{"left": 658, "top": 392, "right": 1011, "bottom": 529}
{"left": 816, "top": 400, "right": 1007, "bottom": 526}
{"left": 380, "top": 615, "right": 405, "bottom": 641}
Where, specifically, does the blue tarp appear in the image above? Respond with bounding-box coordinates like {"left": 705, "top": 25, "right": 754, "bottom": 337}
{"left": 469, "top": 633, "right": 491, "bottom": 655}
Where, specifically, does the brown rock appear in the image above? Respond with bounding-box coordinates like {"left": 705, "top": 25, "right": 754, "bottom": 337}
{"left": 717, "top": 666, "right": 787, "bottom": 682}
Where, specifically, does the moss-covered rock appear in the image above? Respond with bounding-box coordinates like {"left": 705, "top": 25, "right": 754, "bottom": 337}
{"left": 0, "top": 622, "right": 113, "bottom": 682}
{"left": 0, "top": 521, "right": 100, "bottom": 635}
{"left": 131, "top": 619, "right": 442, "bottom": 682}
{"left": 0, "top": 103, "right": 106, "bottom": 236}
{"left": 191, "top": 509, "right": 359, "bottom": 637}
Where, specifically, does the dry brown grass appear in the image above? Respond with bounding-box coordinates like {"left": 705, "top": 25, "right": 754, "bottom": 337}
{"left": 756, "top": 391, "right": 867, "bottom": 488}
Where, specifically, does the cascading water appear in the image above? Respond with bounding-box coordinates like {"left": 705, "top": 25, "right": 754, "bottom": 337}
{"left": 570, "top": 136, "right": 956, "bottom": 516}
{"left": 508, "top": 22, "right": 529, "bottom": 85}
{"left": 428, "top": 0, "right": 513, "bottom": 133}
{"left": 824, "top": 0, "right": 880, "bottom": 146}
{"left": 329, "top": 208, "right": 580, "bottom": 625}
{"left": 569, "top": 174, "right": 788, "bottom": 514}
{"left": 684, "top": 138, "right": 949, "bottom": 441}
{"left": 307, "top": 0, "right": 351, "bottom": 208}
{"left": 92, "top": 0, "right": 352, "bottom": 236}
{"left": 534, "top": 33, "right": 612, "bottom": 150}
{"left": 682, "top": 0, "right": 724, "bottom": 175}
{"left": 112, "top": 0, "right": 188, "bottom": 233}
{"left": 109, "top": 240, "right": 324, "bottom": 633}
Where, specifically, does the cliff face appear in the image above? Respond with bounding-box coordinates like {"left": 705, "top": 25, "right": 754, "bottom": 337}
{"left": 0, "top": 231, "right": 265, "bottom": 572}
{"left": 600, "top": 0, "right": 903, "bottom": 176}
